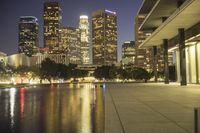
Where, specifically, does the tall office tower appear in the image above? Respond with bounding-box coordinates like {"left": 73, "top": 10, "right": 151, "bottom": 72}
{"left": 92, "top": 9, "right": 118, "bottom": 65}
{"left": 43, "top": 1, "right": 61, "bottom": 53}
{"left": 79, "top": 15, "right": 90, "bottom": 65}
{"left": 135, "top": 15, "right": 173, "bottom": 72}
{"left": 18, "top": 16, "right": 39, "bottom": 57}
{"left": 135, "top": 15, "right": 151, "bottom": 71}
{"left": 60, "top": 26, "right": 81, "bottom": 64}
{"left": 122, "top": 41, "right": 136, "bottom": 66}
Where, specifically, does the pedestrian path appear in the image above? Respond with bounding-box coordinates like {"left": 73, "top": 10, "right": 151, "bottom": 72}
{"left": 105, "top": 83, "right": 200, "bottom": 133}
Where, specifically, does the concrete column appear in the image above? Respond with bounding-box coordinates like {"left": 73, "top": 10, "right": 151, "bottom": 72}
{"left": 153, "top": 46, "right": 158, "bottom": 82}
{"left": 178, "top": 28, "right": 187, "bottom": 86}
{"left": 195, "top": 44, "right": 199, "bottom": 84}
{"left": 163, "top": 39, "right": 169, "bottom": 84}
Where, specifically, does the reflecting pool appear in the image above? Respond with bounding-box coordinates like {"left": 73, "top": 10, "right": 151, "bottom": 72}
{"left": 0, "top": 83, "right": 105, "bottom": 133}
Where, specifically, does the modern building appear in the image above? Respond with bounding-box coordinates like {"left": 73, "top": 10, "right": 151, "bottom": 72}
{"left": 135, "top": 14, "right": 174, "bottom": 74}
{"left": 0, "top": 52, "right": 7, "bottom": 67}
{"left": 138, "top": 0, "right": 200, "bottom": 85}
{"left": 18, "top": 16, "right": 39, "bottom": 57}
{"left": 79, "top": 15, "right": 90, "bottom": 64}
{"left": 5, "top": 53, "right": 69, "bottom": 68}
{"left": 122, "top": 41, "right": 136, "bottom": 66}
{"left": 92, "top": 9, "right": 118, "bottom": 65}
{"left": 0, "top": 52, "right": 7, "bottom": 61}
{"left": 60, "top": 26, "right": 81, "bottom": 64}
{"left": 43, "top": 1, "right": 61, "bottom": 53}
{"left": 60, "top": 26, "right": 69, "bottom": 54}
{"left": 135, "top": 15, "right": 151, "bottom": 70}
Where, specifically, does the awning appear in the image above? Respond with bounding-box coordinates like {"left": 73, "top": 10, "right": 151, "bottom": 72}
{"left": 140, "top": 0, "right": 200, "bottom": 48}
{"left": 139, "top": 0, "right": 180, "bottom": 31}
{"left": 137, "top": 0, "right": 158, "bottom": 15}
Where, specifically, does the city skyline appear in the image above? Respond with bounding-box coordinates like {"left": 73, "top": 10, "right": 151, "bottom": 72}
{"left": 0, "top": 0, "right": 142, "bottom": 61}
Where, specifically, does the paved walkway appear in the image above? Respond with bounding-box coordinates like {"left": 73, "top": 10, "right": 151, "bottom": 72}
{"left": 105, "top": 83, "right": 200, "bottom": 133}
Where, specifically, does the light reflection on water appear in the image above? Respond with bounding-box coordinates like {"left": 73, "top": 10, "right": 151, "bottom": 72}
{"left": 0, "top": 83, "right": 105, "bottom": 133}
{"left": 10, "top": 88, "right": 16, "bottom": 128}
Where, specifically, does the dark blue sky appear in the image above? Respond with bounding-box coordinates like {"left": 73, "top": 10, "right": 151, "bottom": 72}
{"left": 0, "top": 0, "right": 141, "bottom": 60}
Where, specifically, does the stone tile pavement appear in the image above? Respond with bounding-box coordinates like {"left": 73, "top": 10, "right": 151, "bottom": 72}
{"left": 105, "top": 83, "right": 200, "bottom": 133}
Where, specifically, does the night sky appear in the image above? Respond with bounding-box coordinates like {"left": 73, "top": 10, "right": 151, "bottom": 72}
{"left": 0, "top": 0, "right": 142, "bottom": 61}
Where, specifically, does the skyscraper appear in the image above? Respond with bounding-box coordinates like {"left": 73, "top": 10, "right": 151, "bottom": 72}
{"left": 18, "top": 16, "right": 39, "bottom": 57}
{"left": 135, "top": 15, "right": 151, "bottom": 71}
{"left": 60, "top": 26, "right": 81, "bottom": 64}
{"left": 122, "top": 41, "right": 136, "bottom": 66}
{"left": 43, "top": 1, "right": 61, "bottom": 53}
{"left": 92, "top": 9, "right": 118, "bottom": 65}
{"left": 79, "top": 15, "right": 90, "bottom": 65}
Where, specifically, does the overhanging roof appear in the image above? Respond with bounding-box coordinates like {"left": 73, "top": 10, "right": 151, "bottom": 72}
{"left": 140, "top": 0, "right": 200, "bottom": 48}
{"left": 139, "top": 0, "right": 181, "bottom": 31}
{"left": 137, "top": 0, "right": 158, "bottom": 15}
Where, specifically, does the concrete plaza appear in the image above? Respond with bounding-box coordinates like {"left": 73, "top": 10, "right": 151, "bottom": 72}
{"left": 105, "top": 83, "right": 200, "bottom": 133}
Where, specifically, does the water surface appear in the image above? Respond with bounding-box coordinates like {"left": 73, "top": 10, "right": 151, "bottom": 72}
{"left": 0, "top": 83, "right": 105, "bottom": 133}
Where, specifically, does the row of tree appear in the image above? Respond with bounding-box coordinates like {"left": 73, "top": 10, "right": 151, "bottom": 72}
{"left": 40, "top": 58, "right": 88, "bottom": 82}
{"left": 94, "top": 65, "right": 152, "bottom": 82}
{"left": 0, "top": 58, "right": 176, "bottom": 83}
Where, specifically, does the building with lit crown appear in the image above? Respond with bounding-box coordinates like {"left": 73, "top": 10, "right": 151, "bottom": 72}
{"left": 43, "top": 1, "right": 61, "bottom": 53}
{"left": 92, "top": 9, "right": 118, "bottom": 65}
{"left": 79, "top": 15, "right": 90, "bottom": 64}
{"left": 18, "top": 16, "right": 39, "bottom": 57}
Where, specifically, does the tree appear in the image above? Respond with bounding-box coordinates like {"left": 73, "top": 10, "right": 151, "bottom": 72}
{"left": 109, "top": 65, "right": 118, "bottom": 80}
{"left": 94, "top": 66, "right": 110, "bottom": 80}
{"left": 40, "top": 58, "right": 57, "bottom": 83}
{"left": 117, "top": 68, "right": 128, "bottom": 80}
{"left": 56, "top": 63, "right": 69, "bottom": 79}
{"left": 132, "top": 67, "right": 152, "bottom": 82}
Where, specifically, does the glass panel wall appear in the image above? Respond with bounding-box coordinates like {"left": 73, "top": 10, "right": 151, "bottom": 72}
{"left": 189, "top": 45, "right": 196, "bottom": 83}
{"left": 197, "top": 43, "right": 200, "bottom": 83}
{"left": 185, "top": 47, "right": 190, "bottom": 83}
{"left": 175, "top": 51, "right": 180, "bottom": 83}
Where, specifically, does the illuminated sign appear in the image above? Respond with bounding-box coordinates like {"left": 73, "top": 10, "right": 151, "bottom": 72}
{"left": 80, "top": 15, "right": 88, "bottom": 19}
{"left": 105, "top": 10, "right": 116, "bottom": 15}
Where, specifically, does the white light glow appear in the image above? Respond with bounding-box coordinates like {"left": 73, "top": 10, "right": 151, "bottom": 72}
{"left": 105, "top": 9, "right": 116, "bottom": 15}
{"left": 10, "top": 88, "right": 16, "bottom": 127}
{"left": 80, "top": 15, "right": 88, "bottom": 19}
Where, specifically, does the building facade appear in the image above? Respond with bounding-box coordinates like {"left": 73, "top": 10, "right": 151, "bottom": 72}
{"left": 138, "top": 0, "right": 200, "bottom": 85}
{"left": 135, "top": 15, "right": 148, "bottom": 69}
{"left": 135, "top": 15, "right": 173, "bottom": 73}
{"left": 5, "top": 53, "right": 69, "bottom": 68}
{"left": 18, "top": 16, "right": 39, "bottom": 57}
{"left": 60, "top": 26, "right": 81, "bottom": 64}
{"left": 43, "top": 1, "right": 61, "bottom": 53}
{"left": 79, "top": 15, "right": 90, "bottom": 64}
{"left": 92, "top": 9, "right": 118, "bottom": 65}
{"left": 122, "top": 41, "right": 136, "bottom": 66}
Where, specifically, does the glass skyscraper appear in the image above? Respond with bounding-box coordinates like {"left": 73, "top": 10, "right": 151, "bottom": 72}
{"left": 92, "top": 9, "right": 118, "bottom": 65}
{"left": 43, "top": 1, "right": 61, "bottom": 53}
{"left": 79, "top": 15, "right": 90, "bottom": 65}
{"left": 18, "top": 16, "right": 39, "bottom": 57}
